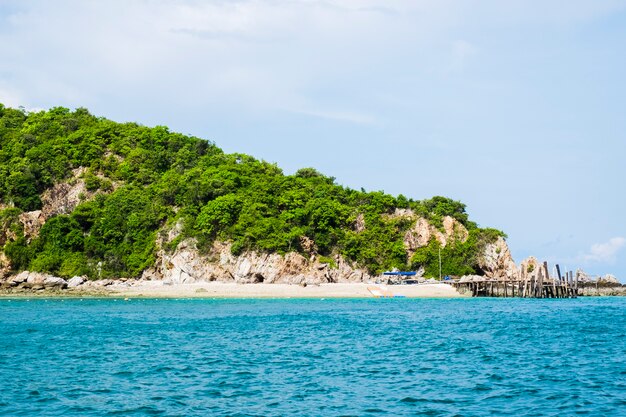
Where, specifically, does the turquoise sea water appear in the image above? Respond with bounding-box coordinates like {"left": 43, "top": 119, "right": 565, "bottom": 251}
{"left": 0, "top": 297, "right": 624, "bottom": 416}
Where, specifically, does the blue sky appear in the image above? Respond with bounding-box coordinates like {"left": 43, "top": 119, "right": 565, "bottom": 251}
{"left": 1, "top": 0, "right": 625, "bottom": 280}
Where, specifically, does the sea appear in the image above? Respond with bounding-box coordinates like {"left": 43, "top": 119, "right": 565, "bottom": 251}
{"left": 0, "top": 297, "right": 624, "bottom": 416}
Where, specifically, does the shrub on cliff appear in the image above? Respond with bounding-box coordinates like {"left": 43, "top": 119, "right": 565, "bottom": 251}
{"left": 0, "top": 104, "right": 505, "bottom": 278}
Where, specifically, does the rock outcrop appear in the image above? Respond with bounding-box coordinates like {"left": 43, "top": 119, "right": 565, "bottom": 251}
{"left": 519, "top": 256, "right": 542, "bottom": 280}
{"left": 0, "top": 252, "right": 10, "bottom": 280}
{"left": 68, "top": 209, "right": 522, "bottom": 285}
{"left": 12, "top": 168, "right": 117, "bottom": 241}
{"left": 1, "top": 179, "right": 522, "bottom": 285}
{"left": 599, "top": 274, "right": 620, "bottom": 285}
{"left": 18, "top": 210, "right": 45, "bottom": 241}
{"left": 458, "top": 275, "right": 487, "bottom": 283}
{"left": 2, "top": 271, "right": 68, "bottom": 290}
{"left": 142, "top": 238, "right": 373, "bottom": 285}
{"left": 40, "top": 168, "right": 90, "bottom": 219}
{"left": 397, "top": 210, "right": 470, "bottom": 260}
{"left": 67, "top": 276, "right": 86, "bottom": 287}
{"left": 477, "top": 237, "right": 519, "bottom": 279}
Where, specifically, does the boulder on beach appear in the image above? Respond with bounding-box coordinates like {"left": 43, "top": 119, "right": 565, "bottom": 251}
{"left": 4, "top": 271, "right": 68, "bottom": 290}
{"left": 43, "top": 276, "right": 68, "bottom": 289}
{"left": 459, "top": 275, "right": 485, "bottom": 283}
{"left": 10, "top": 271, "right": 30, "bottom": 285}
{"left": 26, "top": 272, "right": 48, "bottom": 285}
{"left": 67, "top": 276, "right": 86, "bottom": 288}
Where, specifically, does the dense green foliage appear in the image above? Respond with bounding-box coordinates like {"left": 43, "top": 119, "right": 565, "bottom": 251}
{"left": 0, "top": 104, "right": 506, "bottom": 279}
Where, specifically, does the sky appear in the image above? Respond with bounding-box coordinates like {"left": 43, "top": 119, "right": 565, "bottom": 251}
{"left": 1, "top": 0, "right": 625, "bottom": 280}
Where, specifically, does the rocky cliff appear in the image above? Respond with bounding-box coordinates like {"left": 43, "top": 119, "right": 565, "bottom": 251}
{"left": 4, "top": 182, "right": 620, "bottom": 287}
{"left": 142, "top": 239, "right": 370, "bottom": 284}
{"left": 0, "top": 177, "right": 520, "bottom": 284}
{"left": 135, "top": 209, "right": 519, "bottom": 285}
{"left": 3, "top": 105, "right": 622, "bottom": 289}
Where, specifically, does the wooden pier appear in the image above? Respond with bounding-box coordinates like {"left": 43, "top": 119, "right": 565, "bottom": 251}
{"left": 451, "top": 262, "right": 579, "bottom": 298}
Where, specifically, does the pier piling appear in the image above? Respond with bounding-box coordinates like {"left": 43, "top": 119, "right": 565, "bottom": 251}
{"left": 451, "top": 261, "right": 579, "bottom": 298}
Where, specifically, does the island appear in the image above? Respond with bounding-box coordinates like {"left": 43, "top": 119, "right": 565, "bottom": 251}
{"left": 0, "top": 104, "right": 621, "bottom": 297}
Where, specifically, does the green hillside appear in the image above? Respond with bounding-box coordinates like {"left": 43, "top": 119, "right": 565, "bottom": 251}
{"left": 0, "top": 104, "right": 505, "bottom": 279}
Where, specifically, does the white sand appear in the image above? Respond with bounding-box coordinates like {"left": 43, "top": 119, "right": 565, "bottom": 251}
{"left": 109, "top": 281, "right": 466, "bottom": 298}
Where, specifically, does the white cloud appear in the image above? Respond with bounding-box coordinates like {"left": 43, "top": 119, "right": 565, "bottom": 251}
{"left": 0, "top": 0, "right": 425, "bottom": 112}
{"left": 1, "top": 0, "right": 624, "bottom": 113}
{"left": 581, "top": 237, "right": 626, "bottom": 263}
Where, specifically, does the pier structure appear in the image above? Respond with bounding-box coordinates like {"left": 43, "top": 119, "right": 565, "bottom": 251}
{"left": 451, "top": 262, "right": 579, "bottom": 298}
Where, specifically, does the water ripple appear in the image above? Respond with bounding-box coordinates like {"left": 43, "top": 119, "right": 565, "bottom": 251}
{"left": 0, "top": 297, "right": 624, "bottom": 416}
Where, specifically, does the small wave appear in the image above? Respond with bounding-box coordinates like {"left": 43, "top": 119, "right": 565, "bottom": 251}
{"left": 106, "top": 405, "right": 166, "bottom": 415}
{"left": 2, "top": 297, "right": 624, "bottom": 416}
{"left": 400, "top": 396, "right": 422, "bottom": 404}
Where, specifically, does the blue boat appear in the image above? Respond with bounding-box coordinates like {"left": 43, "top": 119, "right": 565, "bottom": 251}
{"left": 383, "top": 271, "right": 417, "bottom": 276}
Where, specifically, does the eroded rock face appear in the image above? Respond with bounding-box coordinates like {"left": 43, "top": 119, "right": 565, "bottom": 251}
{"left": 576, "top": 270, "right": 592, "bottom": 283}
{"left": 574, "top": 271, "right": 621, "bottom": 285}
{"left": 599, "top": 274, "right": 620, "bottom": 285}
{"left": 18, "top": 210, "right": 45, "bottom": 241}
{"left": 40, "top": 168, "right": 89, "bottom": 219}
{"left": 144, "top": 212, "right": 518, "bottom": 284}
{"left": 0, "top": 252, "right": 10, "bottom": 280}
{"left": 403, "top": 214, "right": 469, "bottom": 259}
{"left": 2, "top": 186, "right": 524, "bottom": 284}
{"left": 519, "top": 256, "right": 542, "bottom": 280}
{"left": 404, "top": 217, "right": 434, "bottom": 252}
{"left": 478, "top": 237, "right": 519, "bottom": 279}
{"left": 299, "top": 236, "right": 317, "bottom": 255}
{"left": 443, "top": 216, "right": 469, "bottom": 243}
{"left": 145, "top": 238, "right": 374, "bottom": 285}
{"left": 15, "top": 168, "right": 118, "bottom": 241}
{"left": 165, "top": 218, "right": 184, "bottom": 243}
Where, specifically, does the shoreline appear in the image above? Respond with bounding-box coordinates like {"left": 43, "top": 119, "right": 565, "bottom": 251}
{"left": 0, "top": 282, "right": 468, "bottom": 299}
{"left": 2, "top": 281, "right": 623, "bottom": 299}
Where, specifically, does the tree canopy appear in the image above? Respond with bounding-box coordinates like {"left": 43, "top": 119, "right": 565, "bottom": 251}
{"left": 0, "top": 104, "right": 505, "bottom": 279}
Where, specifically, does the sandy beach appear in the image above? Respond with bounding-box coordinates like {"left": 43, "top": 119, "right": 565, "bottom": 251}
{"left": 105, "top": 281, "right": 466, "bottom": 298}
{"left": 0, "top": 275, "right": 467, "bottom": 298}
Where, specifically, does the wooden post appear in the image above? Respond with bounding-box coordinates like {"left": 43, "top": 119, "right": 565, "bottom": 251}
{"left": 523, "top": 275, "right": 528, "bottom": 298}
{"left": 559, "top": 268, "right": 564, "bottom": 297}
{"left": 566, "top": 271, "right": 572, "bottom": 297}
{"left": 544, "top": 262, "right": 555, "bottom": 299}
{"left": 534, "top": 272, "right": 539, "bottom": 298}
